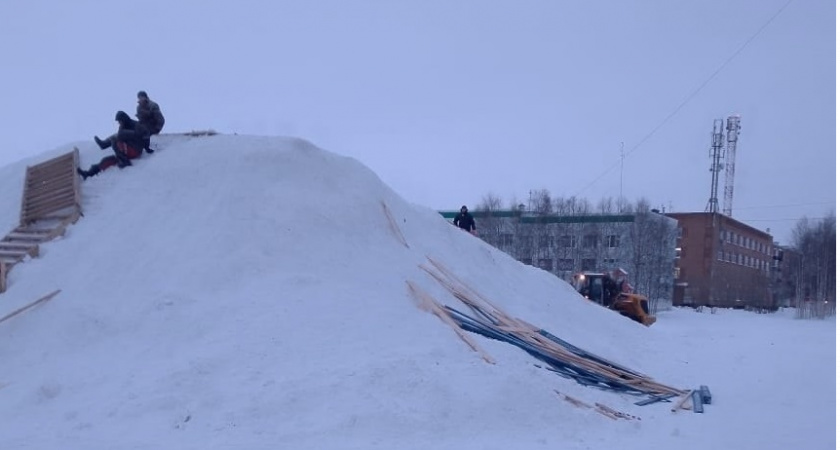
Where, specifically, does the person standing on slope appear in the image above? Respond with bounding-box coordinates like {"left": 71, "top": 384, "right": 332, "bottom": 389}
{"left": 135, "top": 90, "right": 165, "bottom": 153}
{"left": 453, "top": 205, "right": 476, "bottom": 235}
{"left": 77, "top": 111, "right": 148, "bottom": 180}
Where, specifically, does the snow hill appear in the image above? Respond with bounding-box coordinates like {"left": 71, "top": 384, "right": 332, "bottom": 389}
{"left": 0, "top": 135, "right": 833, "bottom": 450}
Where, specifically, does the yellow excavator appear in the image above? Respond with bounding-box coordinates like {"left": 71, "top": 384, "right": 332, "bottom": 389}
{"left": 572, "top": 269, "right": 656, "bottom": 326}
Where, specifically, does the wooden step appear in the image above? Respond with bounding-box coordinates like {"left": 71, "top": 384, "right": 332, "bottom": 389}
{"left": 4, "top": 232, "right": 49, "bottom": 242}
{"left": 0, "top": 246, "right": 38, "bottom": 258}
{"left": 0, "top": 255, "right": 23, "bottom": 265}
{"left": 0, "top": 249, "right": 30, "bottom": 258}
{"left": 0, "top": 241, "right": 38, "bottom": 250}
{"left": 13, "top": 227, "right": 52, "bottom": 234}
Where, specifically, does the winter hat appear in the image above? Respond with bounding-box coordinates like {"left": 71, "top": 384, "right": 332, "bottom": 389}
{"left": 115, "top": 111, "right": 131, "bottom": 122}
{"left": 137, "top": 90, "right": 149, "bottom": 99}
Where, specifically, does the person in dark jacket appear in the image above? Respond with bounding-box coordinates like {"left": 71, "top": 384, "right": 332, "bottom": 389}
{"left": 135, "top": 90, "right": 165, "bottom": 153}
{"left": 453, "top": 205, "right": 476, "bottom": 234}
{"left": 76, "top": 111, "right": 148, "bottom": 180}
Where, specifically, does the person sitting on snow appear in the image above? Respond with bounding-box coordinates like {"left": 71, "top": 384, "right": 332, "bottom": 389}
{"left": 76, "top": 111, "right": 148, "bottom": 180}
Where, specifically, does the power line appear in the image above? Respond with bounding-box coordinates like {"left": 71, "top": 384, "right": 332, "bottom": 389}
{"left": 733, "top": 200, "right": 835, "bottom": 211}
{"left": 573, "top": 0, "right": 796, "bottom": 197}
{"left": 740, "top": 216, "right": 830, "bottom": 222}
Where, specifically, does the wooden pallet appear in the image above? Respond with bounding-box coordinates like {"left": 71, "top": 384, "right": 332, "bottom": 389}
{"left": 0, "top": 149, "right": 82, "bottom": 293}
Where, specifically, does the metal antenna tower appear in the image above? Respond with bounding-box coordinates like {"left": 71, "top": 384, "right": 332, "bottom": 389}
{"left": 705, "top": 119, "right": 725, "bottom": 213}
{"left": 722, "top": 115, "right": 741, "bottom": 217}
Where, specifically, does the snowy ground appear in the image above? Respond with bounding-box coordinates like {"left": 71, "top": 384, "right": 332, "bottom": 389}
{"left": 0, "top": 135, "right": 834, "bottom": 449}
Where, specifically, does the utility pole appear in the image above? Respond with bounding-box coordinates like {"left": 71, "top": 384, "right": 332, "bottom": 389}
{"left": 620, "top": 142, "right": 625, "bottom": 201}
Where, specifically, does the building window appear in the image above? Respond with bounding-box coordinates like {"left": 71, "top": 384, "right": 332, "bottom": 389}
{"left": 559, "top": 235, "right": 577, "bottom": 248}
{"left": 674, "top": 267, "right": 681, "bottom": 278}
{"left": 581, "top": 258, "right": 596, "bottom": 271}
{"left": 520, "top": 258, "right": 533, "bottom": 266}
{"left": 538, "top": 236, "right": 553, "bottom": 248}
{"left": 582, "top": 235, "right": 598, "bottom": 249}
{"left": 606, "top": 235, "right": 620, "bottom": 248}
{"left": 538, "top": 259, "right": 553, "bottom": 271}
{"left": 676, "top": 247, "right": 683, "bottom": 259}
{"left": 603, "top": 258, "right": 616, "bottom": 265}
{"left": 678, "top": 227, "right": 685, "bottom": 238}
{"left": 557, "top": 259, "right": 575, "bottom": 271}
{"left": 718, "top": 250, "right": 724, "bottom": 260}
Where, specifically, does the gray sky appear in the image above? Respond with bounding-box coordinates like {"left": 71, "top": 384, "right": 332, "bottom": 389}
{"left": 0, "top": 0, "right": 834, "bottom": 244}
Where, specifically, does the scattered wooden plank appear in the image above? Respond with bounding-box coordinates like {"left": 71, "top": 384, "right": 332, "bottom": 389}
{"left": 691, "top": 390, "right": 705, "bottom": 413}
{"left": 0, "top": 260, "right": 6, "bottom": 293}
{"left": 554, "top": 390, "right": 592, "bottom": 409}
{"left": 381, "top": 201, "right": 409, "bottom": 248}
{"left": 699, "top": 385, "right": 712, "bottom": 405}
{"left": 671, "top": 390, "right": 695, "bottom": 413}
{"left": 595, "top": 403, "right": 641, "bottom": 421}
{"left": 634, "top": 393, "right": 677, "bottom": 406}
{"left": 0, "top": 290, "right": 61, "bottom": 324}
{"left": 407, "top": 281, "right": 495, "bottom": 364}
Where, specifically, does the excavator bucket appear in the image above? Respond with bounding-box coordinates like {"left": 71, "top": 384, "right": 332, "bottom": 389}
{"left": 612, "top": 294, "right": 656, "bottom": 326}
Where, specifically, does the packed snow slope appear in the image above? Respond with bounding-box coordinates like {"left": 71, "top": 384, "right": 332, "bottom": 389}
{"left": 0, "top": 135, "right": 834, "bottom": 450}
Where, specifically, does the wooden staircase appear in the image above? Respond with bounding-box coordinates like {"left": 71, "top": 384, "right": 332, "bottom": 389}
{"left": 0, "top": 148, "right": 82, "bottom": 293}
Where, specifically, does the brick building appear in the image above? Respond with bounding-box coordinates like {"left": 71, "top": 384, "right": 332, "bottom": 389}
{"left": 666, "top": 212, "right": 774, "bottom": 308}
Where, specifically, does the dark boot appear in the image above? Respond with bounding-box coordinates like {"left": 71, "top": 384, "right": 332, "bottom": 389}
{"left": 140, "top": 136, "right": 154, "bottom": 154}
{"left": 94, "top": 136, "right": 109, "bottom": 150}
{"left": 76, "top": 164, "right": 100, "bottom": 180}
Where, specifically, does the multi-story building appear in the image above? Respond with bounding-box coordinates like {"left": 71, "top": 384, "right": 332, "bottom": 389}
{"left": 440, "top": 209, "right": 678, "bottom": 311}
{"left": 666, "top": 212, "right": 774, "bottom": 308}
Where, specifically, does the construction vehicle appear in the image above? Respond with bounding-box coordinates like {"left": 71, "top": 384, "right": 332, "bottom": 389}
{"left": 571, "top": 269, "right": 656, "bottom": 326}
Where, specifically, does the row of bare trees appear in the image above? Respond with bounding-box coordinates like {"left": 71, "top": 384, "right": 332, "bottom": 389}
{"left": 791, "top": 213, "right": 835, "bottom": 318}
{"left": 479, "top": 189, "right": 646, "bottom": 216}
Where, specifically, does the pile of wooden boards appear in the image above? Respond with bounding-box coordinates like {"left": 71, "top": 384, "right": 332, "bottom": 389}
{"left": 409, "top": 256, "right": 710, "bottom": 413}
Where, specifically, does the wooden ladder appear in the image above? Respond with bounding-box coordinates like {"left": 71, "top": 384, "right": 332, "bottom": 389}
{"left": 0, "top": 148, "right": 82, "bottom": 293}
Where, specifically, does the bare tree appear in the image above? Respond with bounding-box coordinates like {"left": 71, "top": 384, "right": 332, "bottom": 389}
{"left": 792, "top": 212, "right": 836, "bottom": 319}
{"left": 616, "top": 196, "right": 634, "bottom": 213}
{"left": 475, "top": 193, "right": 505, "bottom": 247}
{"left": 597, "top": 196, "right": 615, "bottom": 214}
{"left": 555, "top": 196, "right": 592, "bottom": 216}
{"left": 625, "top": 198, "right": 676, "bottom": 313}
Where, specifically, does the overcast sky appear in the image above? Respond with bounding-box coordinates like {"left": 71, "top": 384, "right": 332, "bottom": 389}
{"left": 0, "top": 0, "right": 834, "bottom": 244}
